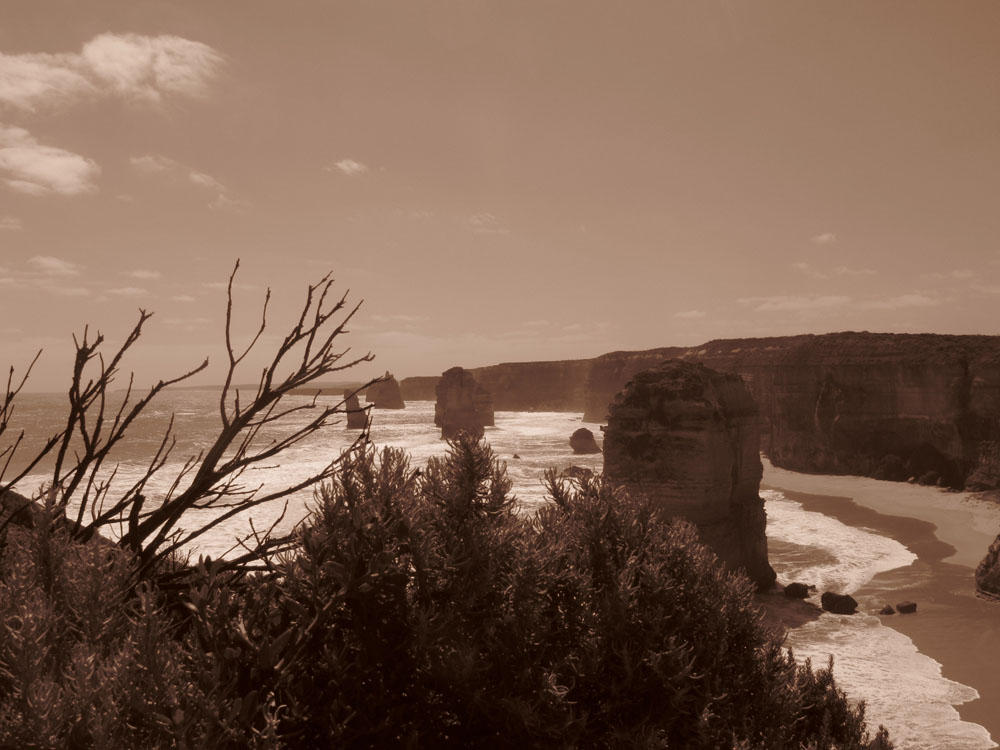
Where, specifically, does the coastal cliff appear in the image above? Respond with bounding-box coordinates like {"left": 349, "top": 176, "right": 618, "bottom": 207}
{"left": 413, "top": 333, "right": 1000, "bottom": 489}
{"left": 602, "top": 361, "right": 776, "bottom": 589}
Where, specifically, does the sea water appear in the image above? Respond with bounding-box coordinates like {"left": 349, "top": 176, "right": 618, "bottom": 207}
{"left": 7, "top": 391, "right": 994, "bottom": 749}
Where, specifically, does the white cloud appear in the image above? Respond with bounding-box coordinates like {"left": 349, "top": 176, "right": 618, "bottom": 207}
{"left": 792, "top": 262, "right": 828, "bottom": 280}
{"left": 171, "top": 294, "right": 196, "bottom": 302}
{"left": 921, "top": 269, "right": 975, "bottom": 281}
{"left": 738, "top": 295, "right": 851, "bottom": 312}
{"left": 0, "top": 33, "right": 225, "bottom": 113}
{"left": 130, "top": 154, "right": 177, "bottom": 173}
{"left": 106, "top": 286, "right": 149, "bottom": 297}
{"left": 834, "top": 266, "right": 877, "bottom": 277}
{"left": 673, "top": 310, "right": 706, "bottom": 319}
{"left": 329, "top": 158, "right": 368, "bottom": 176}
{"left": 0, "top": 216, "right": 22, "bottom": 230}
{"left": 27, "top": 255, "right": 81, "bottom": 276}
{"left": 859, "top": 293, "right": 938, "bottom": 310}
{"left": 123, "top": 269, "right": 161, "bottom": 280}
{"left": 189, "top": 170, "right": 225, "bottom": 192}
{"left": 810, "top": 232, "right": 837, "bottom": 245}
{"left": 0, "top": 126, "right": 100, "bottom": 195}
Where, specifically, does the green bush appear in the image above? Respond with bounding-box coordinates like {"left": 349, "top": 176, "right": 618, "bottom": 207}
{"left": 0, "top": 435, "right": 892, "bottom": 749}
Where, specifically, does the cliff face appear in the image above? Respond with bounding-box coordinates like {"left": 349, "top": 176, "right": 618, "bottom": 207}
{"left": 976, "top": 534, "right": 1000, "bottom": 599}
{"left": 469, "top": 359, "right": 592, "bottom": 412}
{"left": 399, "top": 376, "right": 440, "bottom": 402}
{"left": 602, "top": 361, "right": 775, "bottom": 589}
{"left": 434, "top": 367, "right": 495, "bottom": 439}
{"left": 584, "top": 333, "right": 1000, "bottom": 489}
{"left": 365, "top": 372, "right": 405, "bottom": 409}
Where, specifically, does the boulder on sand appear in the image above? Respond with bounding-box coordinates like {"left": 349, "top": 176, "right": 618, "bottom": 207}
{"left": 896, "top": 600, "right": 917, "bottom": 614}
{"left": 820, "top": 591, "right": 858, "bottom": 615}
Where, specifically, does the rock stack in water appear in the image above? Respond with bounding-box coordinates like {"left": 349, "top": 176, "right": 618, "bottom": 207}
{"left": 602, "top": 360, "right": 776, "bottom": 589}
{"left": 434, "top": 367, "right": 495, "bottom": 440}
{"left": 570, "top": 427, "right": 601, "bottom": 454}
{"left": 365, "top": 371, "right": 405, "bottom": 409}
{"left": 343, "top": 390, "right": 367, "bottom": 429}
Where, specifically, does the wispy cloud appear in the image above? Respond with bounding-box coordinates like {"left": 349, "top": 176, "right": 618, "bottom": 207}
{"left": 27, "top": 255, "right": 81, "bottom": 276}
{"left": 738, "top": 295, "right": 851, "bottom": 312}
{"left": 921, "top": 269, "right": 975, "bottom": 281}
{"left": 328, "top": 159, "right": 368, "bottom": 176}
{"left": 0, "top": 33, "right": 225, "bottom": 113}
{"left": 793, "top": 262, "right": 876, "bottom": 279}
{"left": 0, "top": 216, "right": 22, "bottom": 230}
{"left": 129, "top": 154, "right": 177, "bottom": 174}
{"left": 123, "top": 269, "right": 161, "bottom": 280}
{"left": 673, "top": 310, "right": 706, "bottom": 319}
{"left": 0, "top": 126, "right": 100, "bottom": 195}
{"left": 810, "top": 232, "right": 837, "bottom": 245}
{"left": 106, "top": 286, "right": 149, "bottom": 297}
{"left": 858, "top": 293, "right": 938, "bottom": 310}
{"left": 468, "top": 212, "right": 510, "bottom": 235}
{"left": 130, "top": 152, "right": 242, "bottom": 209}
{"left": 171, "top": 294, "right": 196, "bottom": 302}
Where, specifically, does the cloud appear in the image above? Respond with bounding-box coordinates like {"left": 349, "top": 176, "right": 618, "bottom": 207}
{"left": 0, "top": 216, "right": 22, "bottom": 230}
{"left": 858, "top": 293, "right": 938, "bottom": 310}
{"left": 123, "top": 269, "right": 161, "bottom": 280}
{"left": 189, "top": 170, "right": 225, "bottom": 192}
{"left": 834, "top": 266, "right": 877, "bottom": 277}
{"left": 130, "top": 154, "right": 177, "bottom": 173}
{"left": 27, "top": 255, "right": 81, "bottom": 276}
{"left": 0, "top": 126, "right": 100, "bottom": 195}
{"left": 0, "top": 33, "right": 225, "bottom": 113}
{"left": 171, "top": 294, "right": 196, "bottom": 302}
{"left": 106, "top": 286, "right": 149, "bottom": 297}
{"left": 329, "top": 159, "right": 368, "bottom": 176}
{"left": 793, "top": 261, "right": 876, "bottom": 279}
{"left": 810, "top": 232, "right": 837, "bottom": 245}
{"left": 468, "top": 212, "right": 510, "bottom": 235}
{"left": 792, "top": 262, "right": 828, "bottom": 280}
{"left": 738, "top": 295, "right": 851, "bottom": 312}
{"left": 921, "top": 269, "right": 975, "bottom": 281}
{"left": 673, "top": 310, "right": 706, "bottom": 319}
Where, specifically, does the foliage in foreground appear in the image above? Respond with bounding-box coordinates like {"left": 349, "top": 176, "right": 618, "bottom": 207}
{"left": 0, "top": 436, "right": 891, "bottom": 749}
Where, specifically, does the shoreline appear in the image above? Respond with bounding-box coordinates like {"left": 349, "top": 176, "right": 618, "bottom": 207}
{"left": 762, "top": 461, "right": 1000, "bottom": 745}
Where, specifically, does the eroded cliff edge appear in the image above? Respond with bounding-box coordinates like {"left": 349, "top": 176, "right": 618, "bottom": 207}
{"left": 603, "top": 360, "right": 776, "bottom": 589}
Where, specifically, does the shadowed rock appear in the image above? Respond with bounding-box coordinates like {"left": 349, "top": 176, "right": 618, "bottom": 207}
{"left": 434, "top": 367, "right": 494, "bottom": 440}
{"left": 783, "top": 582, "right": 810, "bottom": 599}
{"left": 820, "top": 591, "right": 858, "bottom": 615}
{"left": 977, "top": 535, "right": 1000, "bottom": 598}
{"left": 365, "top": 371, "right": 405, "bottom": 409}
{"left": 879, "top": 604, "right": 896, "bottom": 615}
{"left": 602, "top": 360, "right": 776, "bottom": 590}
{"left": 343, "top": 390, "right": 367, "bottom": 429}
{"left": 896, "top": 600, "right": 917, "bottom": 614}
{"left": 569, "top": 427, "right": 601, "bottom": 454}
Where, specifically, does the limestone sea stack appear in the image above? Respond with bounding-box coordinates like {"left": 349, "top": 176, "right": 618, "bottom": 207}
{"left": 365, "top": 371, "right": 405, "bottom": 409}
{"left": 602, "top": 360, "right": 776, "bottom": 589}
{"left": 434, "top": 367, "right": 495, "bottom": 440}
{"left": 570, "top": 427, "right": 601, "bottom": 454}
{"left": 343, "top": 390, "right": 367, "bottom": 429}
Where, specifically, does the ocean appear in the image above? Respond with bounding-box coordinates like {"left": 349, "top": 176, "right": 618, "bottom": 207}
{"left": 6, "top": 390, "right": 996, "bottom": 749}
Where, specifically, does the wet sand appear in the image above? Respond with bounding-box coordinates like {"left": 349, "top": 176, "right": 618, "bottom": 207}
{"left": 762, "top": 461, "right": 1000, "bottom": 744}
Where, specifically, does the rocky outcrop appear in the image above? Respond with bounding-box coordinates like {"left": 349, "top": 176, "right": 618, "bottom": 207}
{"left": 399, "top": 376, "right": 441, "bottom": 401}
{"left": 976, "top": 535, "right": 1000, "bottom": 598}
{"left": 821, "top": 592, "right": 858, "bottom": 615}
{"left": 343, "top": 390, "right": 367, "bottom": 429}
{"left": 783, "top": 582, "right": 811, "bottom": 599}
{"left": 602, "top": 360, "right": 776, "bottom": 589}
{"left": 896, "top": 600, "right": 917, "bottom": 614}
{"left": 434, "top": 367, "right": 495, "bottom": 440}
{"left": 569, "top": 427, "right": 601, "bottom": 454}
{"left": 365, "top": 372, "right": 405, "bottom": 409}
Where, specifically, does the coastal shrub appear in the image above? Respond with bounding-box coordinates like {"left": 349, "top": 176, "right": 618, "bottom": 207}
{"left": 0, "top": 435, "right": 892, "bottom": 749}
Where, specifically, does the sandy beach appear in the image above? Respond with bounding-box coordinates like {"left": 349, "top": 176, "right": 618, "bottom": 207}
{"left": 762, "top": 460, "right": 1000, "bottom": 745}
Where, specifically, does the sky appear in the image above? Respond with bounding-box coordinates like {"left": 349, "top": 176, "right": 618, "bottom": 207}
{"left": 2, "top": 1, "right": 1000, "bottom": 391}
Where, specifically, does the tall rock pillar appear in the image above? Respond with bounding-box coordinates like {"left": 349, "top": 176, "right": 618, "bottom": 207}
{"left": 434, "top": 367, "right": 495, "bottom": 440}
{"left": 603, "top": 360, "right": 776, "bottom": 589}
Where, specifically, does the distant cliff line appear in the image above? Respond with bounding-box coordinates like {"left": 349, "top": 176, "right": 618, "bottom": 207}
{"left": 401, "top": 332, "right": 1000, "bottom": 490}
